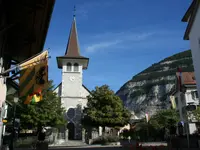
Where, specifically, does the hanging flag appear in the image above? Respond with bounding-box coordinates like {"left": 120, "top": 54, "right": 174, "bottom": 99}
{"left": 24, "top": 91, "right": 43, "bottom": 104}
{"left": 19, "top": 51, "right": 48, "bottom": 104}
{"left": 170, "top": 96, "right": 176, "bottom": 109}
{"left": 19, "top": 50, "right": 48, "bottom": 71}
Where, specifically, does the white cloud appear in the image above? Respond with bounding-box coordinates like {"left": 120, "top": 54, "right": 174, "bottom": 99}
{"left": 85, "top": 40, "right": 121, "bottom": 52}
{"left": 82, "top": 28, "right": 184, "bottom": 53}
{"left": 84, "top": 31, "right": 155, "bottom": 53}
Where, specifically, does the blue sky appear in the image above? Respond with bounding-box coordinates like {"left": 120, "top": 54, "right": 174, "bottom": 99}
{"left": 44, "top": 0, "right": 191, "bottom": 92}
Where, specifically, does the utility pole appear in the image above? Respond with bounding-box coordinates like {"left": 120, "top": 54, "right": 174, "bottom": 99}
{"left": 177, "top": 67, "right": 190, "bottom": 148}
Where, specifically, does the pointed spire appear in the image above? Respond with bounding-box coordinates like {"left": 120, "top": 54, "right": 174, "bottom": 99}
{"left": 57, "top": 6, "right": 89, "bottom": 69}
{"left": 73, "top": 5, "right": 76, "bottom": 18}
{"left": 65, "top": 7, "right": 81, "bottom": 57}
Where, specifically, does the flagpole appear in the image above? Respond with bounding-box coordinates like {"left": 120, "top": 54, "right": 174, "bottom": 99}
{"left": 177, "top": 67, "right": 190, "bottom": 148}
{"left": 18, "top": 50, "right": 48, "bottom": 66}
{"left": 0, "top": 56, "right": 51, "bottom": 76}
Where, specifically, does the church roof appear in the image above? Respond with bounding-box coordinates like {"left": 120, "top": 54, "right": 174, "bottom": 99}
{"left": 60, "top": 17, "right": 88, "bottom": 59}
{"left": 56, "top": 16, "right": 89, "bottom": 69}
{"left": 65, "top": 17, "right": 80, "bottom": 57}
{"left": 53, "top": 82, "right": 91, "bottom": 94}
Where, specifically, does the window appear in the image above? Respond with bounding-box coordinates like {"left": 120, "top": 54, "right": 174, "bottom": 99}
{"left": 66, "top": 108, "right": 76, "bottom": 119}
{"left": 74, "top": 63, "right": 79, "bottom": 72}
{"left": 175, "top": 97, "right": 178, "bottom": 107}
{"left": 191, "top": 91, "right": 198, "bottom": 99}
{"left": 67, "top": 63, "right": 72, "bottom": 72}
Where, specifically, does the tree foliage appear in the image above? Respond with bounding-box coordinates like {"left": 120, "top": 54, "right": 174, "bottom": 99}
{"left": 82, "top": 85, "right": 131, "bottom": 128}
{"left": 18, "top": 80, "right": 66, "bottom": 129}
{"left": 122, "top": 109, "right": 179, "bottom": 141}
{"left": 149, "top": 109, "right": 179, "bottom": 130}
{"left": 191, "top": 106, "right": 200, "bottom": 122}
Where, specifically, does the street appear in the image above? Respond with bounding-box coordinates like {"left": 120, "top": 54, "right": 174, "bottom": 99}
{"left": 14, "top": 145, "right": 200, "bottom": 150}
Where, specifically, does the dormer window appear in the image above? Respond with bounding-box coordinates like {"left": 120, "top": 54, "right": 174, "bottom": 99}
{"left": 74, "top": 63, "right": 79, "bottom": 72}
{"left": 67, "top": 63, "right": 72, "bottom": 72}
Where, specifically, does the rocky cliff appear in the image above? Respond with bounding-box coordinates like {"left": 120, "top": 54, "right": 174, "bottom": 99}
{"left": 116, "top": 50, "right": 194, "bottom": 119}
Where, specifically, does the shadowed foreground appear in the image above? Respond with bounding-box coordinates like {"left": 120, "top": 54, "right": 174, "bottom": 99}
{"left": 14, "top": 145, "right": 200, "bottom": 150}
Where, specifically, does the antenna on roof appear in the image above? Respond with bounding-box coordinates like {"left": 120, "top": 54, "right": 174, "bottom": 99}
{"left": 73, "top": 5, "right": 76, "bottom": 18}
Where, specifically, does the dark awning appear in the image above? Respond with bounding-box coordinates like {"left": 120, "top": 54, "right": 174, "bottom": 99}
{"left": 0, "top": 0, "right": 55, "bottom": 65}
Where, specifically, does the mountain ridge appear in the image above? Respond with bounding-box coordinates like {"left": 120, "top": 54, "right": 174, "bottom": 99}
{"left": 116, "top": 50, "right": 194, "bottom": 118}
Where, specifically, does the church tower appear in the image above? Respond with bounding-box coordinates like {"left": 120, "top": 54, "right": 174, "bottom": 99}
{"left": 56, "top": 13, "right": 89, "bottom": 140}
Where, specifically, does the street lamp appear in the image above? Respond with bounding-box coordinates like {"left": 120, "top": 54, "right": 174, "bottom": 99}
{"left": 9, "top": 97, "right": 18, "bottom": 150}
{"left": 13, "top": 97, "right": 18, "bottom": 103}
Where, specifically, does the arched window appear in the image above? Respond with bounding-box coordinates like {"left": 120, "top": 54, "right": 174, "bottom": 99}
{"left": 67, "top": 63, "right": 72, "bottom": 72}
{"left": 74, "top": 63, "right": 79, "bottom": 72}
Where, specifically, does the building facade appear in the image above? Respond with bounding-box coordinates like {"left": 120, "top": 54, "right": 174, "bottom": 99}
{"left": 182, "top": 0, "right": 200, "bottom": 101}
{"left": 55, "top": 16, "right": 90, "bottom": 140}
{"left": 170, "top": 72, "right": 199, "bottom": 134}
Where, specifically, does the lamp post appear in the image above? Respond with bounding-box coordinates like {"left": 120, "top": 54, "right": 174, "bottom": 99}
{"left": 9, "top": 97, "right": 18, "bottom": 150}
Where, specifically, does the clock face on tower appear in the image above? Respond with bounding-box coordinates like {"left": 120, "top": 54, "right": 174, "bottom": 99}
{"left": 69, "top": 76, "right": 75, "bottom": 82}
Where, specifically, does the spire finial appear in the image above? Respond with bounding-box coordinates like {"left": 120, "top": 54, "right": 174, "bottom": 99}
{"left": 73, "top": 5, "right": 76, "bottom": 18}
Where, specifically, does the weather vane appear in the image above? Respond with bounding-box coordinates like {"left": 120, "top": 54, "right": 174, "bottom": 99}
{"left": 73, "top": 5, "right": 76, "bottom": 17}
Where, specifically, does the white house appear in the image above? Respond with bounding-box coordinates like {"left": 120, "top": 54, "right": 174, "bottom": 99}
{"left": 182, "top": 0, "right": 200, "bottom": 100}
{"left": 54, "top": 15, "right": 91, "bottom": 140}
{"left": 170, "top": 72, "right": 199, "bottom": 134}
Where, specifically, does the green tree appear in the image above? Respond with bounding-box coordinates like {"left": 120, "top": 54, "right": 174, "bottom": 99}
{"left": 191, "top": 106, "right": 200, "bottom": 122}
{"left": 150, "top": 109, "right": 179, "bottom": 130}
{"left": 82, "top": 85, "right": 131, "bottom": 133}
{"left": 18, "top": 80, "right": 66, "bottom": 130}
{"left": 149, "top": 109, "right": 179, "bottom": 139}
{"left": 132, "top": 110, "right": 178, "bottom": 141}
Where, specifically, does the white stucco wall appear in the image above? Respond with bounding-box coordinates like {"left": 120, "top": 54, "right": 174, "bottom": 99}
{"left": 54, "top": 83, "right": 90, "bottom": 109}
{"left": 62, "top": 62, "right": 83, "bottom": 98}
{"left": 189, "top": 3, "right": 200, "bottom": 99}
{"left": 80, "top": 86, "right": 90, "bottom": 108}
{"left": 54, "top": 57, "right": 93, "bottom": 139}
{"left": 54, "top": 58, "right": 90, "bottom": 110}
{"left": 175, "top": 87, "right": 199, "bottom": 134}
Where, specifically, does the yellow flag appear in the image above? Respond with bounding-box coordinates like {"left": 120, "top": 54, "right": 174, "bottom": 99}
{"left": 170, "top": 96, "right": 176, "bottom": 109}
{"left": 19, "top": 51, "right": 48, "bottom": 103}
{"left": 24, "top": 92, "right": 42, "bottom": 104}
{"left": 19, "top": 51, "right": 48, "bottom": 70}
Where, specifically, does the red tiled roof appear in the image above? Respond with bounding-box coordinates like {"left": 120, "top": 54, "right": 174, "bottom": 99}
{"left": 176, "top": 72, "right": 196, "bottom": 85}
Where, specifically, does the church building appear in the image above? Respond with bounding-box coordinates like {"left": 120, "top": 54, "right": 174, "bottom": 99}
{"left": 54, "top": 15, "right": 90, "bottom": 140}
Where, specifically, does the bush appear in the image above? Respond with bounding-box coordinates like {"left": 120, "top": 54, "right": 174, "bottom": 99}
{"left": 91, "top": 136, "right": 119, "bottom": 145}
